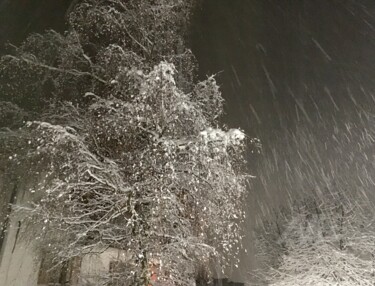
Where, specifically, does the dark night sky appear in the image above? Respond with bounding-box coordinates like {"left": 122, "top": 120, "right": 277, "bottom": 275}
{"left": 2, "top": 0, "right": 375, "bottom": 283}
{"left": 192, "top": 0, "right": 375, "bottom": 202}
{"left": 0, "top": 0, "right": 72, "bottom": 52}
{"left": 192, "top": 0, "right": 375, "bottom": 280}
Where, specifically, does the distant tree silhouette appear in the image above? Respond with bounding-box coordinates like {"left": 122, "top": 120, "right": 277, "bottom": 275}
{"left": 255, "top": 191, "right": 375, "bottom": 286}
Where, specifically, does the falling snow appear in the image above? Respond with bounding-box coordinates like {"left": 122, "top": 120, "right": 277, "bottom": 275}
{"left": 1, "top": 0, "right": 375, "bottom": 285}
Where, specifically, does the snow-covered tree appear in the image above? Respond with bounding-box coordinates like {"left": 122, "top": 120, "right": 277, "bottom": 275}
{"left": 252, "top": 208, "right": 288, "bottom": 284}
{"left": 0, "top": 1, "right": 249, "bottom": 285}
{"left": 256, "top": 193, "right": 375, "bottom": 286}
{"left": 0, "top": 0, "right": 196, "bottom": 112}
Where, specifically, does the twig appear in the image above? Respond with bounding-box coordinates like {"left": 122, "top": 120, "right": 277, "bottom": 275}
{"left": 4, "top": 55, "right": 107, "bottom": 84}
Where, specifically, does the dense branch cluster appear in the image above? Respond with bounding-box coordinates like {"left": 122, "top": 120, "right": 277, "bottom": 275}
{"left": 0, "top": 1, "right": 248, "bottom": 285}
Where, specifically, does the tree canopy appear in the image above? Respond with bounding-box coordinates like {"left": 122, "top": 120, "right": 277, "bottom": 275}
{"left": 0, "top": 1, "right": 249, "bottom": 285}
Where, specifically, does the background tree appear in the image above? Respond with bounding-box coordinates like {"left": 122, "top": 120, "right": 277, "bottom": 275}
{"left": 0, "top": 1, "right": 250, "bottom": 285}
{"left": 255, "top": 191, "right": 375, "bottom": 286}
{"left": 252, "top": 207, "right": 288, "bottom": 285}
